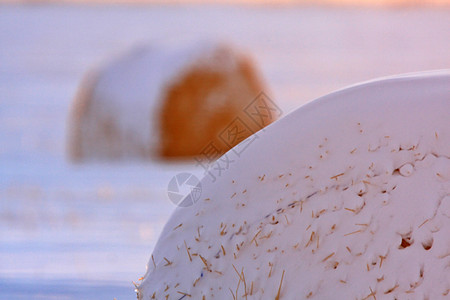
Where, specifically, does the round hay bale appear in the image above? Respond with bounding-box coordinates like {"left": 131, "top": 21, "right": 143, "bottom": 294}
{"left": 67, "top": 41, "right": 276, "bottom": 162}
{"left": 137, "top": 71, "right": 450, "bottom": 299}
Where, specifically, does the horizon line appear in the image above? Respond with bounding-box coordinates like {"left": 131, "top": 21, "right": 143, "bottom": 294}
{"left": 2, "top": 0, "right": 450, "bottom": 7}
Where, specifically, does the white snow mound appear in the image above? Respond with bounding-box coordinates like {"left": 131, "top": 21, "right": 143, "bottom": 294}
{"left": 138, "top": 70, "right": 450, "bottom": 299}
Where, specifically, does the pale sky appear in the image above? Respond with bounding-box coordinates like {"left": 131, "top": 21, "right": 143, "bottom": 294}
{"left": 2, "top": 0, "right": 450, "bottom": 5}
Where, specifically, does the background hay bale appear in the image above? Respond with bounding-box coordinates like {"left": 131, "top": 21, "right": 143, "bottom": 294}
{"left": 67, "top": 41, "right": 276, "bottom": 162}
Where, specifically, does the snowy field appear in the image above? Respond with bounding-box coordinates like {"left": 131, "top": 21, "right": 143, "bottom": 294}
{"left": 0, "top": 4, "right": 449, "bottom": 299}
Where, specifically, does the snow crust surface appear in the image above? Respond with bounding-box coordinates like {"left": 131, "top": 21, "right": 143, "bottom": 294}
{"left": 138, "top": 71, "right": 450, "bottom": 299}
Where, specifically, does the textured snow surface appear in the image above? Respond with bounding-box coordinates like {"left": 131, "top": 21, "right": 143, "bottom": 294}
{"left": 138, "top": 71, "right": 450, "bottom": 299}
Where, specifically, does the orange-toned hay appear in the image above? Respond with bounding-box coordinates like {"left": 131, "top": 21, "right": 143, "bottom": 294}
{"left": 159, "top": 56, "right": 267, "bottom": 158}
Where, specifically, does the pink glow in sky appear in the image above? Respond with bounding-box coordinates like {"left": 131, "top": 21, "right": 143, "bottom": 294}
{"left": 3, "top": 0, "right": 450, "bottom": 5}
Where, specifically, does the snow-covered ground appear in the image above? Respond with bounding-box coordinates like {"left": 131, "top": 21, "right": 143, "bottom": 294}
{"left": 0, "top": 4, "right": 449, "bottom": 299}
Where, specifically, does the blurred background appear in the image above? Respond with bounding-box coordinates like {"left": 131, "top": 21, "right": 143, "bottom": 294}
{"left": 0, "top": 0, "right": 449, "bottom": 299}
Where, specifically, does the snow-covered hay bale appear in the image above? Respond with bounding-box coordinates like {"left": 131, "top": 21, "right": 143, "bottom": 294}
{"left": 137, "top": 71, "right": 450, "bottom": 299}
{"left": 68, "top": 41, "right": 273, "bottom": 161}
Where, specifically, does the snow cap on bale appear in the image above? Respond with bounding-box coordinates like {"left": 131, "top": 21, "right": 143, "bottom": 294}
{"left": 68, "top": 40, "right": 274, "bottom": 161}
{"left": 137, "top": 71, "right": 450, "bottom": 299}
